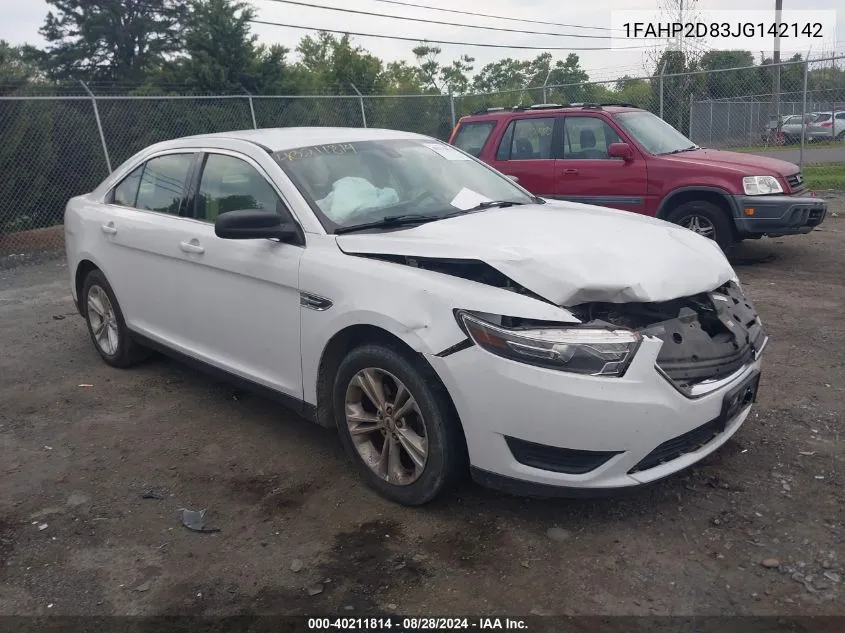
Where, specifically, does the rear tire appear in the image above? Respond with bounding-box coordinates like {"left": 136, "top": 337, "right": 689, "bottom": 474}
{"left": 81, "top": 269, "right": 149, "bottom": 368}
{"left": 332, "top": 342, "right": 466, "bottom": 506}
{"left": 665, "top": 200, "right": 734, "bottom": 251}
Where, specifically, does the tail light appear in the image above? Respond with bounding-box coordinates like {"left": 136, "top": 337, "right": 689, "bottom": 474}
{"left": 820, "top": 121, "right": 833, "bottom": 128}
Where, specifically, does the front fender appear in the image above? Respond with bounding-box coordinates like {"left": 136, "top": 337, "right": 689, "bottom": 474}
{"left": 298, "top": 239, "right": 577, "bottom": 404}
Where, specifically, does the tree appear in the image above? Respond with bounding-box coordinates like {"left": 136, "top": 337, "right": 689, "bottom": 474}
{"left": 180, "top": 0, "right": 259, "bottom": 92}
{"left": 297, "top": 32, "right": 384, "bottom": 95}
{"left": 0, "top": 40, "right": 39, "bottom": 88}
{"left": 412, "top": 44, "right": 474, "bottom": 94}
{"left": 36, "top": 0, "right": 187, "bottom": 83}
{"left": 699, "top": 50, "right": 761, "bottom": 99}
{"left": 647, "top": 0, "right": 704, "bottom": 70}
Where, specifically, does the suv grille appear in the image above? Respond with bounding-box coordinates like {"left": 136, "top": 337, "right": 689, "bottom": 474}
{"left": 786, "top": 172, "right": 805, "bottom": 192}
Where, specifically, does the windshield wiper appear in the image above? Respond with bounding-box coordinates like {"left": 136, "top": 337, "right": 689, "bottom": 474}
{"left": 463, "top": 200, "right": 530, "bottom": 212}
{"left": 334, "top": 200, "right": 532, "bottom": 234}
{"left": 334, "top": 214, "right": 441, "bottom": 235}
{"left": 663, "top": 145, "right": 700, "bottom": 155}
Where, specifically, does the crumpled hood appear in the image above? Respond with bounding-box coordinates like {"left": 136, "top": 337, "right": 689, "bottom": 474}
{"left": 663, "top": 148, "right": 798, "bottom": 177}
{"left": 335, "top": 202, "right": 736, "bottom": 306}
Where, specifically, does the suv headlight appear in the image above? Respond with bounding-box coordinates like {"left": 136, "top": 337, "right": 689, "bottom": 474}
{"left": 456, "top": 311, "right": 641, "bottom": 377}
{"left": 743, "top": 175, "right": 783, "bottom": 195}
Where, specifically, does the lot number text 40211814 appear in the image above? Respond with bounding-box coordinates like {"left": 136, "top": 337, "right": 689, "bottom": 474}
{"left": 307, "top": 617, "right": 529, "bottom": 630}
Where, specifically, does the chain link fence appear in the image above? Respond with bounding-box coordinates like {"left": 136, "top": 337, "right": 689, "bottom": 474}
{"left": 1, "top": 54, "right": 843, "bottom": 264}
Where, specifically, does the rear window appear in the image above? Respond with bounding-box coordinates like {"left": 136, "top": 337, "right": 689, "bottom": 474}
{"left": 452, "top": 121, "right": 495, "bottom": 157}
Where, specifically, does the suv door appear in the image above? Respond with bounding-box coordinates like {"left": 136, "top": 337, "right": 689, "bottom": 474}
{"left": 177, "top": 151, "right": 305, "bottom": 399}
{"left": 552, "top": 115, "right": 648, "bottom": 214}
{"left": 487, "top": 117, "right": 557, "bottom": 196}
{"left": 98, "top": 151, "right": 201, "bottom": 345}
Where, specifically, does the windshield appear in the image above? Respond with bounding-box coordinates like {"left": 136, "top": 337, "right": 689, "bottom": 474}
{"left": 613, "top": 111, "right": 698, "bottom": 155}
{"left": 273, "top": 139, "right": 534, "bottom": 232}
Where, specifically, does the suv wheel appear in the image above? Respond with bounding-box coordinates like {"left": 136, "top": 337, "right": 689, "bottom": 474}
{"left": 332, "top": 342, "right": 466, "bottom": 506}
{"left": 666, "top": 200, "right": 734, "bottom": 250}
{"left": 81, "top": 269, "right": 149, "bottom": 368}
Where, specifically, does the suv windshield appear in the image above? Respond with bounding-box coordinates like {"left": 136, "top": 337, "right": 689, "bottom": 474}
{"left": 614, "top": 111, "right": 698, "bottom": 155}
{"left": 273, "top": 139, "right": 534, "bottom": 233}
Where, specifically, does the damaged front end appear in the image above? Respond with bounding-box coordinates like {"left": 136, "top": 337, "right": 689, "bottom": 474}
{"left": 569, "top": 281, "right": 768, "bottom": 397}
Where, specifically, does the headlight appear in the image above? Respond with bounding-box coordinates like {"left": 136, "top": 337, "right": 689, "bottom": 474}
{"left": 743, "top": 175, "right": 783, "bottom": 195}
{"left": 456, "top": 311, "right": 641, "bottom": 377}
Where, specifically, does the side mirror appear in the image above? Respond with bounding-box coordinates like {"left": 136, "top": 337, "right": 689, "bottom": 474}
{"left": 608, "top": 142, "right": 634, "bottom": 161}
{"left": 505, "top": 174, "right": 520, "bottom": 183}
{"left": 214, "top": 209, "right": 300, "bottom": 243}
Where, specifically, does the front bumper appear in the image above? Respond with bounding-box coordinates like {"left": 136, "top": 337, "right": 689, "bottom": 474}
{"left": 731, "top": 193, "right": 827, "bottom": 237}
{"left": 426, "top": 336, "right": 763, "bottom": 496}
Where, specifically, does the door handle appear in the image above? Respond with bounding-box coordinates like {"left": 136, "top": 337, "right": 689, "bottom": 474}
{"left": 562, "top": 168, "right": 579, "bottom": 175}
{"left": 101, "top": 222, "right": 117, "bottom": 235}
{"left": 179, "top": 240, "right": 205, "bottom": 254}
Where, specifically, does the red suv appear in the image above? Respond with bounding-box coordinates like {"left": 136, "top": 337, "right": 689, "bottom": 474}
{"left": 448, "top": 104, "right": 827, "bottom": 248}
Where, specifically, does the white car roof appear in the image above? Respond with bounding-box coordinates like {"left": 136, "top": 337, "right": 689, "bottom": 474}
{"left": 173, "top": 127, "right": 432, "bottom": 152}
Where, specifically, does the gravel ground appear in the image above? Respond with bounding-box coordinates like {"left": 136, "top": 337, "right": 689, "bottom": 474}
{"left": 1, "top": 204, "right": 843, "bottom": 618}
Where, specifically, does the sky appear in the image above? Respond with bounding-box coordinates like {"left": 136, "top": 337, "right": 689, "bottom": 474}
{"left": 0, "top": 0, "right": 843, "bottom": 83}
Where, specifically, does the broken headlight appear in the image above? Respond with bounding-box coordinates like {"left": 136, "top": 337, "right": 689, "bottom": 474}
{"left": 456, "top": 311, "right": 641, "bottom": 377}
{"left": 742, "top": 175, "right": 783, "bottom": 195}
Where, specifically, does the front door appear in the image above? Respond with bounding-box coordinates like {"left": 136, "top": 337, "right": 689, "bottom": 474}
{"left": 552, "top": 115, "right": 648, "bottom": 215}
{"left": 486, "top": 116, "right": 557, "bottom": 197}
{"left": 172, "top": 151, "right": 305, "bottom": 398}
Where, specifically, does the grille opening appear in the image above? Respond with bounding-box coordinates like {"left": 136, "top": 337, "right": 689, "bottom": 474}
{"left": 569, "top": 281, "right": 766, "bottom": 394}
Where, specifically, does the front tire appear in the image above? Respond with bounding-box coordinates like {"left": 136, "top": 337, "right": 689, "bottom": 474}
{"left": 81, "top": 269, "right": 148, "bottom": 368}
{"left": 332, "top": 343, "right": 466, "bottom": 506}
{"left": 665, "top": 200, "right": 734, "bottom": 251}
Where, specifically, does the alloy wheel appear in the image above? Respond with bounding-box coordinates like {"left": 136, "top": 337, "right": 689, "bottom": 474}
{"left": 344, "top": 367, "right": 429, "bottom": 485}
{"left": 680, "top": 214, "right": 716, "bottom": 240}
{"left": 87, "top": 285, "right": 120, "bottom": 356}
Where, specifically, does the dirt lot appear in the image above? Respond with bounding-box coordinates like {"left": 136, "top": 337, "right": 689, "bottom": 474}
{"left": 1, "top": 204, "right": 844, "bottom": 619}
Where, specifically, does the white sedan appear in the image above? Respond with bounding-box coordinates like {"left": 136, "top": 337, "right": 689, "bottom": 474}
{"left": 64, "top": 127, "right": 768, "bottom": 505}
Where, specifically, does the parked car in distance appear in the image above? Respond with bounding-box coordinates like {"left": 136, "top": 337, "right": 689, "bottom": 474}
{"left": 449, "top": 104, "right": 828, "bottom": 249}
{"left": 807, "top": 110, "right": 845, "bottom": 141}
{"left": 761, "top": 113, "right": 817, "bottom": 144}
{"left": 66, "top": 127, "right": 767, "bottom": 506}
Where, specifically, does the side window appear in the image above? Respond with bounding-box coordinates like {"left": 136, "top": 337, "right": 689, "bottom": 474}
{"left": 195, "top": 154, "right": 285, "bottom": 222}
{"left": 562, "top": 117, "right": 623, "bottom": 160}
{"left": 111, "top": 165, "right": 144, "bottom": 207}
{"left": 452, "top": 122, "right": 495, "bottom": 157}
{"left": 135, "top": 153, "right": 194, "bottom": 215}
{"left": 498, "top": 118, "right": 555, "bottom": 161}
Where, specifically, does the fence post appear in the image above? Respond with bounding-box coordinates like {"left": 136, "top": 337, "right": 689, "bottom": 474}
{"left": 350, "top": 83, "right": 367, "bottom": 128}
{"left": 243, "top": 88, "right": 257, "bottom": 129}
{"left": 688, "top": 92, "right": 693, "bottom": 138}
{"left": 707, "top": 100, "right": 713, "bottom": 145}
{"left": 659, "top": 62, "right": 666, "bottom": 119}
{"left": 542, "top": 68, "right": 553, "bottom": 103}
{"left": 799, "top": 56, "right": 809, "bottom": 171}
{"left": 80, "top": 81, "right": 112, "bottom": 174}
{"left": 448, "top": 88, "right": 456, "bottom": 129}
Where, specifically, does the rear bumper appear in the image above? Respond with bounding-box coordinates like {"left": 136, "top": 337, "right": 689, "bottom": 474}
{"left": 731, "top": 194, "right": 827, "bottom": 237}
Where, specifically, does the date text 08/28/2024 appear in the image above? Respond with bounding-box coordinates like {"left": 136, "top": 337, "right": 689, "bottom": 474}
{"left": 307, "top": 617, "right": 528, "bottom": 630}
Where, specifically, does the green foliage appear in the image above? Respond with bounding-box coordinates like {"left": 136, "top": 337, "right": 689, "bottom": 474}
{"left": 37, "top": 0, "right": 187, "bottom": 83}
{"left": 2, "top": 0, "right": 842, "bottom": 238}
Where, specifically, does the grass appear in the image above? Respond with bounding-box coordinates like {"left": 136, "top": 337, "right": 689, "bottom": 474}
{"left": 802, "top": 164, "right": 845, "bottom": 191}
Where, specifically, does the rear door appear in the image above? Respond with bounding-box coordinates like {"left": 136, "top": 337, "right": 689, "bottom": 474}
{"left": 552, "top": 115, "right": 648, "bottom": 214}
{"left": 97, "top": 151, "right": 202, "bottom": 345}
{"left": 486, "top": 116, "right": 557, "bottom": 196}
